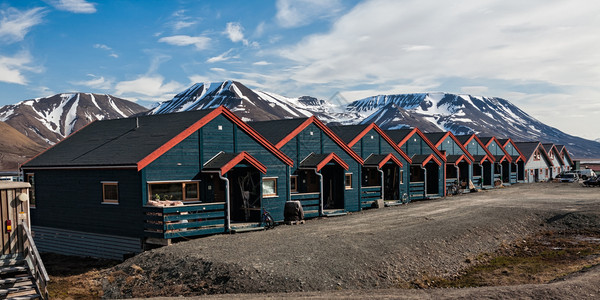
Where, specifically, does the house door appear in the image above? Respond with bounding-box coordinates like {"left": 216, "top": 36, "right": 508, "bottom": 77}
{"left": 502, "top": 161, "right": 510, "bottom": 183}
{"left": 534, "top": 169, "right": 539, "bottom": 182}
{"left": 482, "top": 161, "right": 493, "bottom": 186}
{"left": 382, "top": 164, "right": 400, "bottom": 200}
{"left": 228, "top": 167, "right": 261, "bottom": 223}
{"left": 321, "top": 165, "right": 344, "bottom": 210}
{"left": 425, "top": 161, "right": 439, "bottom": 196}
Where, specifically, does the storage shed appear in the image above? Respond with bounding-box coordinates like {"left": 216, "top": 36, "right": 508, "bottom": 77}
{"left": 328, "top": 123, "right": 412, "bottom": 206}
{"left": 514, "top": 142, "right": 554, "bottom": 182}
{"left": 385, "top": 128, "right": 446, "bottom": 200}
{"left": 455, "top": 134, "right": 494, "bottom": 189}
{"left": 425, "top": 132, "right": 474, "bottom": 193}
{"left": 22, "top": 106, "right": 293, "bottom": 258}
{"left": 497, "top": 138, "right": 526, "bottom": 183}
{"left": 249, "top": 117, "right": 364, "bottom": 217}
{"left": 479, "top": 136, "right": 512, "bottom": 186}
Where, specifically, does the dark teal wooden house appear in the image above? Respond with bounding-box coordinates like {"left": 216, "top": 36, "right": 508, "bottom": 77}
{"left": 21, "top": 106, "right": 293, "bottom": 259}
{"left": 385, "top": 128, "right": 446, "bottom": 200}
{"left": 328, "top": 123, "right": 412, "bottom": 206}
{"left": 425, "top": 132, "right": 474, "bottom": 193}
{"left": 498, "top": 138, "right": 526, "bottom": 183}
{"left": 249, "top": 117, "right": 363, "bottom": 217}
{"left": 479, "top": 136, "right": 512, "bottom": 186}
{"left": 455, "top": 134, "right": 494, "bottom": 189}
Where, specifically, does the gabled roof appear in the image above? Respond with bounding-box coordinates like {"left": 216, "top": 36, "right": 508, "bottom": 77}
{"left": 455, "top": 134, "right": 496, "bottom": 163}
{"left": 23, "top": 106, "right": 293, "bottom": 170}
{"left": 555, "top": 145, "right": 574, "bottom": 166}
{"left": 328, "top": 123, "right": 412, "bottom": 164}
{"left": 363, "top": 153, "right": 403, "bottom": 169}
{"left": 498, "top": 138, "right": 527, "bottom": 163}
{"left": 472, "top": 155, "right": 493, "bottom": 164}
{"left": 385, "top": 128, "right": 447, "bottom": 163}
{"left": 250, "top": 116, "right": 364, "bottom": 164}
{"left": 514, "top": 142, "right": 553, "bottom": 167}
{"left": 479, "top": 136, "right": 512, "bottom": 163}
{"left": 424, "top": 131, "right": 474, "bottom": 162}
{"left": 542, "top": 143, "right": 565, "bottom": 166}
{"left": 446, "top": 154, "right": 470, "bottom": 165}
{"left": 299, "top": 152, "right": 349, "bottom": 171}
{"left": 411, "top": 154, "right": 442, "bottom": 167}
{"left": 203, "top": 151, "right": 267, "bottom": 174}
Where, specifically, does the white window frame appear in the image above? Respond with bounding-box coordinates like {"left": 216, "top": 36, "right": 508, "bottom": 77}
{"left": 345, "top": 173, "right": 353, "bottom": 189}
{"left": 102, "top": 181, "right": 119, "bottom": 205}
{"left": 262, "top": 177, "right": 278, "bottom": 198}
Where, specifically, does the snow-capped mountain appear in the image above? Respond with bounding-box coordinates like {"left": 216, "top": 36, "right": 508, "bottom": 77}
{"left": 0, "top": 93, "right": 147, "bottom": 146}
{"left": 345, "top": 92, "right": 600, "bottom": 157}
{"left": 148, "top": 80, "right": 340, "bottom": 122}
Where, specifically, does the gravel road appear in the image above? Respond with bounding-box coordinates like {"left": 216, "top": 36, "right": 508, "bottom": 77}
{"left": 102, "top": 182, "right": 600, "bottom": 298}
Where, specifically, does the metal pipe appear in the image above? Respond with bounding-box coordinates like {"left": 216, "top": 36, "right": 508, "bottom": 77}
{"left": 204, "top": 171, "right": 230, "bottom": 232}
{"left": 312, "top": 168, "right": 324, "bottom": 216}
{"left": 378, "top": 168, "right": 385, "bottom": 201}
{"left": 421, "top": 166, "right": 427, "bottom": 198}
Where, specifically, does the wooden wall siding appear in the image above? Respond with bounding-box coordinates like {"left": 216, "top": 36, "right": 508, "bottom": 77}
{"left": 0, "top": 187, "right": 29, "bottom": 256}
{"left": 504, "top": 143, "right": 519, "bottom": 156}
{"left": 487, "top": 141, "right": 504, "bottom": 156}
{"left": 465, "top": 140, "right": 487, "bottom": 156}
{"left": 524, "top": 155, "right": 551, "bottom": 182}
{"left": 31, "top": 169, "right": 143, "bottom": 238}
{"left": 32, "top": 225, "right": 141, "bottom": 260}
{"left": 401, "top": 135, "right": 433, "bottom": 156}
{"left": 145, "top": 131, "right": 200, "bottom": 181}
{"left": 360, "top": 129, "right": 381, "bottom": 157}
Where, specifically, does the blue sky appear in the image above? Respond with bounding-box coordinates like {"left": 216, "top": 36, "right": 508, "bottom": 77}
{"left": 1, "top": 0, "right": 600, "bottom": 139}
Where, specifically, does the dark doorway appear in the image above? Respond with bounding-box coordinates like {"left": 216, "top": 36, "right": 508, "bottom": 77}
{"left": 458, "top": 161, "right": 470, "bottom": 186}
{"left": 534, "top": 169, "right": 539, "bottom": 182}
{"left": 228, "top": 167, "right": 261, "bottom": 223}
{"left": 321, "top": 165, "right": 344, "bottom": 210}
{"left": 502, "top": 161, "right": 510, "bottom": 183}
{"left": 382, "top": 164, "right": 400, "bottom": 200}
{"left": 425, "top": 162, "right": 439, "bottom": 195}
{"left": 517, "top": 161, "right": 525, "bottom": 181}
{"left": 482, "top": 161, "right": 493, "bottom": 186}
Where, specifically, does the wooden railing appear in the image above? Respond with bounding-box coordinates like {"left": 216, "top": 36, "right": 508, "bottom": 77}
{"left": 291, "top": 193, "right": 320, "bottom": 218}
{"left": 20, "top": 223, "right": 49, "bottom": 300}
{"left": 472, "top": 176, "right": 482, "bottom": 187}
{"left": 409, "top": 182, "right": 425, "bottom": 200}
{"left": 360, "top": 186, "right": 381, "bottom": 209}
{"left": 143, "top": 202, "right": 226, "bottom": 239}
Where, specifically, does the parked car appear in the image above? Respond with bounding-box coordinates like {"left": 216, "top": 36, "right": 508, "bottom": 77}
{"left": 560, "top": 173, "right": 579, "bottom": 183}
{"left": 569, "top": 169, "right": 596, "bottom": 180}
{"left": 583, "top": 176, "right": 600, "bottom": 187}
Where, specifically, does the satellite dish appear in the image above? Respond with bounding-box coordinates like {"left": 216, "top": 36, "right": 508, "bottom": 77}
{"left": 17, "top": 193, "right": 29, "bottom": 202}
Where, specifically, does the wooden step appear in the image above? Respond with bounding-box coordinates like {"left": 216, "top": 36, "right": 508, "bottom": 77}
{"left": 0, "top": 276, "right": 34, "bottom": 286}
{"left": 0, "top": 285, "right": 37, "bottom": 297}
{"left": 0, "top": 266, "right": 27, "bottom": 275}
{"left": 0, "top": 259, "right": 25, "bottom": 267}
{"left": 7, "top": 294, "right": 41, "bottom": 300}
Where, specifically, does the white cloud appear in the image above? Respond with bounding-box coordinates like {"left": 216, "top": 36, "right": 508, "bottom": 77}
{"left": 93, "top": 44, "right": 118, "bottom": 58}
{"left": 275, "top": 0, "right": 343, "bottom": 28}
{"left": 173, "top": 21, "right": 196, "bottom": 30}
{"left": 0, "top": 7, "right": 46, "bottom": 43}
{"left": 460, "top": 86, "right": 489, "bottom": 96}
{"left": 72, "top": 74, "right": 112, "bottom": 90}
{"left": 115, "top": 75, "right": 184, "bottom": 100}
{"left": 225, "top": 22, "right": 248, "bottom": 45}
{"left": 46, "top": 0, "right": 96, "bottom": 14}
{"left": 0, "top": 52, "right": 34, "bottom": 85}
{"left": 206, "top": 49, "right": 236, "bottom": 63}
{"left": 253, "top": 61, "right": 271, "bottom": 66}
{"left": 158, "top": 35, "right": 211, "bottom": 50}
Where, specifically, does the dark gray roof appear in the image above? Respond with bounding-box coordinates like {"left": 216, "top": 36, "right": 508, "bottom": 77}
{"left": 24, "top": 109, "right": 215, "bottom": 168}
{"left": 542, "top": 143, "right": 554, "bottom": 153}
{"left": 203, "top": 152, "right": 240, "bottom": 171}
{"left": 454, "top": 134, "right": 472, "bottom": 144}
{"left": 493, "top": 155, "right": 505, "bottom": 161}
{"left": 327, "top": 124, "right": 370, "bottom": 144}
{"left": 385, "top": 129, "right": 414, "bottom": 144}
{"left": 473, "top": 155, "right": 488, "bottom": 162}
{"left": 497, "top": 138, "right": 509, "bottom": 146}
{"left": 514, "top": 142, "right": 540, "bottom": 159}
{"left": 411, "top": 154, "right": 432, "bottom": 165}
{"left": 479, "top": 136, "right": 493, "bottom": 145}
{"left": 364, "top": 154, "right": 391, "bottom": 166}
{"left": 446, "top": 155, "right": 464, "bottom": 163}
{"left": 423, "top": 132, "right": 447, "bottom": 145}
{"left": 248, "top": 118, "right": 308, "bottom": 145}
{"left": 299, "top": 153, "right": 332, "bottom": 169}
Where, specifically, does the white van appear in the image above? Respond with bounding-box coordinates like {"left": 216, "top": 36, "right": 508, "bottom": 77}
{"left": 569, "top": 169, "right": 596, "bottom": 180}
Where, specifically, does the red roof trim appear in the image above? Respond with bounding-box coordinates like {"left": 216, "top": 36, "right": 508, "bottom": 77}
{"left": 275, "top": 116, "right": 364, "bottom": 164}
{"left": 536, "top": 142, "right": 554, "bottom": 167}
{"left": 346, "top": 124, "right": 373, "bottom": 148}
{"left": 432, "top": 132, "right": 451, "bottom": 147}
{"left": 483, "top": 136, "right": 512, "bottom": 163}
{"left": 137, "top": 106, "right": 293, "bottom": 171}
{"left": 316, "top": 153, "right": 350, "bottom": 171}
{"left": 373, "top": 125, "right": 412, "bottom": 164}
{"left": 397, "top": 128, "right": 447, "bottom": 163}
{"left": 220, "top": 151, "right": 267, "bottom": 175}
{"left": 501, "top": 138, "right": 527, "bottom": 162}
{"left": 367, "top": 153, "right": 404, "bottom": 169}
{"left": 439, "top": 132, "right": 475, "bottom": 162}
{"left": 461, "top": 134, "right": 496, "bottom": 163}
{"left": 478, "top": 155, "right": 492, "bottom": 164}
{"left": 418, "top": 153, "right": 442, "bottom": 167}
{"left": 447, "top": 154, "right": 470, "bottom": 165}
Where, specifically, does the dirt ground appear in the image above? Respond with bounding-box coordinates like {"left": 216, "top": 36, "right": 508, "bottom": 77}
{"left": 47, "top": 182, "right": 600, "bottom": 299}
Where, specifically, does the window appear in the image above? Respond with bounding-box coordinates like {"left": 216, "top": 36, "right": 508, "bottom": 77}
{"left": 345, "top": 173, "right": 353, "bottom": 189}
{"left": 149, "top": 181, "right": 199, "bottom": 202}
{"left": 262, "top": 177, "right": 278, "bottom": 197}
{"left": 290, "top": 175, "right": 298, "bottom": 193}
{"left": 102, "top": 182, "right": 119, "bottom": 204}
{"left": 533, "top": 150, "right": 541, "bottom": 160}
{"left": 26, "top": 173, "right": 35, "bottom": 208}
{"left": 400, "top": 170, "right": 404, "bottom": 184}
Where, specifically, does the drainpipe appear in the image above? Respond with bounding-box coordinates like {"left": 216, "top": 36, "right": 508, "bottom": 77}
{"left": 421, "top": 166, "right": 427, "bottom": 198}
{"left": 455, "top": 164, "right": 460, "bottom": 191}
{"left": 313, "top": 168, "right": 324, "bottom": 216}
{"left": 378, "top": 168, "right": 384, "bottom": 201}
{"left": 204, "top": 171, "right": 230, "bottom": 232}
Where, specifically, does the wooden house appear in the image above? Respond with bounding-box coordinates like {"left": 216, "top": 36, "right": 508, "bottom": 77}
{"left": 455, "top": 134, "right": 494, "bottom": 189}
{"left": 249, "top": 117, "right": 363, "bottom": 217}
{"left": 425, "top": 132, "right": 474, "bottom": 193}
{"left": 497, "top": 138, "right": 526, "bottom": 183}
{"left": 479, "top": 137, "right": 512, "bottom": 186}
{"left": 542, "top": 144, "right": 565, "bottom": 179}
{"left": 555, "top": 145, "right": 574, "bottom": 173}
{"left": 385, "top": 128, "right": 446, "bottom": 200}
{"left": 328, "top": 123, "right": 412, "bottom": 206}
{"left": 514, "top": 142, "right": 554, "bottom": 182}
{"left": 21, "top": 106, "right": 294, "bottom": 259}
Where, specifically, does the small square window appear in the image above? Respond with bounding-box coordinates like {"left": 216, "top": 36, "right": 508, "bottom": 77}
{"left": 290, "top": 175, "right": 298, "bottom": 193}
{"left": 102, "top": 182, "right": 119, "bottom": 204}
{"left": 345, "top": 173, "right": 353, "bottom": 189}
{"left": 262, "top": 177, "right": 278, "bottom": 197}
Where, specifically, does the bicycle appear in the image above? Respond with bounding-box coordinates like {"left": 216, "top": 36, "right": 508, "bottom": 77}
{"left": 262, "top": 209, "right": 275, "bottom": 230}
